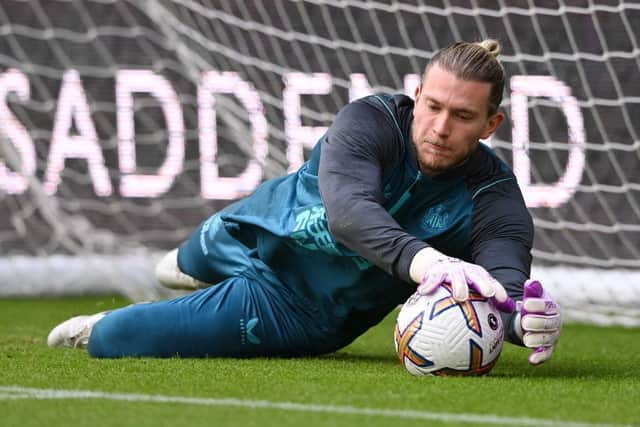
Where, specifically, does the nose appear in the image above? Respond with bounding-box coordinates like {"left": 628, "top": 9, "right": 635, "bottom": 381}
{"left": 432, "top": 112, "right": 451, "bottom": 138}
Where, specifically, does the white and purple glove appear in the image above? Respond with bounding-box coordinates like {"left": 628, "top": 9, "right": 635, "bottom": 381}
{"left": 515, "top": 279, "right": 562, "bottom": 365}
{"left": 410, "top": 247, "right": 515, "bottom": 313}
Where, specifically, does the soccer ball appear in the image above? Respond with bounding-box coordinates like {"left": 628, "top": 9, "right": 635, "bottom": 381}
{"left": 394, "top": 283, "right": 504, "bottom": 376}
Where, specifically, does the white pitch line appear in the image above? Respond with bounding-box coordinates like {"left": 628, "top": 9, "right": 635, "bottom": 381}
{"left": 0, "top": 386, "right": 635, "bottom": 427}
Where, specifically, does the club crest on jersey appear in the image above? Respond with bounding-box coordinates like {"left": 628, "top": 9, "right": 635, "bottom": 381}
{"left": 422, "top": 205, "right": 449, "bottom": 229}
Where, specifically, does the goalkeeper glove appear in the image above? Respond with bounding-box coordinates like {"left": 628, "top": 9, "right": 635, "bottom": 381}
{"left": 515, "top": 279, "right": 562, "bottom": 365}
{"left": 410, "top": 247, "right": 515, "bottom": 313}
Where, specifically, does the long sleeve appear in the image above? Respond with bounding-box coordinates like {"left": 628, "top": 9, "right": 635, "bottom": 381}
{"left": 469, "top": 172, "right": 534, "bottom": 345}
{"left": 318, "top": 98, "right": 427, "bottom": 281}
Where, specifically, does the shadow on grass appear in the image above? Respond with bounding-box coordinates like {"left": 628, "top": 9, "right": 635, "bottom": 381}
{"left": 494, "top": 354, "right": 637, "bottom": 380}
{"left": 319, "top": 351, "right": 399, "bottom": 365}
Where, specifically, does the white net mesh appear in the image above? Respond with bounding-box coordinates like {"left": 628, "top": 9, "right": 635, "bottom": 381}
{"left": 0, "top": 0, "right": 639, "bottom": 325}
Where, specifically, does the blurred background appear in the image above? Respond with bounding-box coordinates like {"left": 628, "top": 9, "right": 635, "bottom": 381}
{"left": 0, "top": 0, "right": 638, "bottom": 326}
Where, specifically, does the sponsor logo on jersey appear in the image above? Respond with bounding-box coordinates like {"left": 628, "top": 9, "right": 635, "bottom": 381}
{"left": 290, "top": 206, "right": 340, "bottom": 255}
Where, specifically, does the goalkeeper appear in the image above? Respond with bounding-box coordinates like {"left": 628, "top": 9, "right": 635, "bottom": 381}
{"left": 48, "top": 39, "right": 561, "bottom": 365}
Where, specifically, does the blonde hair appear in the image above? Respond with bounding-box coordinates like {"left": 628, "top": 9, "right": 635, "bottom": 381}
{"left": 424, "top": 39, "right": 505, "bottom": 115}
{"left": 476, "top": 39, "right": 501, "bottom": 58}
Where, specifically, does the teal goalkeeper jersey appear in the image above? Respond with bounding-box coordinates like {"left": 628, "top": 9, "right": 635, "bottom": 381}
{"left": 179, "top": 94, "right": 533, "bottom": 343}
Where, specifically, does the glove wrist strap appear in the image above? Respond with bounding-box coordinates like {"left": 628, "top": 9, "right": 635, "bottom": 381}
{"left": 409, "top": 247, "right": 442, "bottom": 283}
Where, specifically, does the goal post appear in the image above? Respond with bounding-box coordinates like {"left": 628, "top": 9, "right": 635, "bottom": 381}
{"left": 1, "top": 0, "right": 639, "bottom": 326}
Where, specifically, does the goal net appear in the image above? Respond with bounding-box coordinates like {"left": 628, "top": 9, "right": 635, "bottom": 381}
{"left": 1, "top": 0, "right": 639, "bottom": 325}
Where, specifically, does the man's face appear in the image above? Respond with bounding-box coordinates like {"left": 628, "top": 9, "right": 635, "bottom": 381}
{"left": 411, "top": 64, "right": 504, "bottom": 176}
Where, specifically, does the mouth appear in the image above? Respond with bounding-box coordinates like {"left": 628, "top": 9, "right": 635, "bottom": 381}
{"left": 422, "top": 140, "right": 451, "bottom": 153}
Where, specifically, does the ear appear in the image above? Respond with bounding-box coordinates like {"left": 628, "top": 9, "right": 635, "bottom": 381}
{"left": 414, "top": 84, "right": 422, "bottom": 102}
{"left": 480, "top": 111, "right": 505, "bottom": 139}
{"left": 412, "top": 85, "right": 423, "bottom": 118}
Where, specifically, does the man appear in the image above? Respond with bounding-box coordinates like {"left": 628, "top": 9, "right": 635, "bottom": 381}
{"left": 48, "top": 40, "right": 561, "bottom": 365}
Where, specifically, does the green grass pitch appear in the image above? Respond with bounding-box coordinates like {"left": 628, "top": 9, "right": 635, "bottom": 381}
{"left": 0, "top": 296, "right": 638, "bottom": 427}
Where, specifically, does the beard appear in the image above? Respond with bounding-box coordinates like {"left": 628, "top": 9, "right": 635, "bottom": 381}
{"left": 411, "top": 120, "right": 480, "bottom": 175}
{"left": 415, "top": 138, "right": 476, "bottom": 176}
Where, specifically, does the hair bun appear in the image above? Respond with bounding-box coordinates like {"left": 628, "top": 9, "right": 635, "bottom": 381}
{"left": 476, "top": 39, "right": 501, "bottom": 58}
